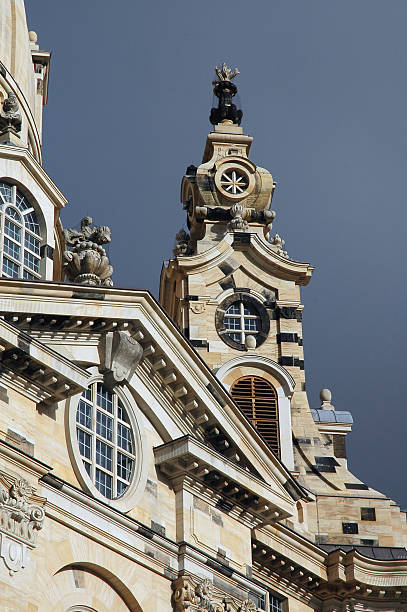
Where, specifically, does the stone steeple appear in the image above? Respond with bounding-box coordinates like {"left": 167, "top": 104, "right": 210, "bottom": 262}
{"left": 179, "top": 66, "right": 276, "bottom": 255}
{"left": 160, "top": 66, "right": 407, "bottom": 548}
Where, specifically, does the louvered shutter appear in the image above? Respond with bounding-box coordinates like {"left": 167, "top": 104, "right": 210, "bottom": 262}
{"left": 230, "top": 376, "right": 280, "bottom": 457}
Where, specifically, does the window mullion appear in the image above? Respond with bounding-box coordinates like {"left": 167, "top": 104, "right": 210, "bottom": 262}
{"left": 240, "top": 302, "right": 245, "bottom": 343}
{"left": 91, "top": 385, "right": 97, "bottom": 483}
{"left": 113, "top": 395, "right": 118, "bottom": 498}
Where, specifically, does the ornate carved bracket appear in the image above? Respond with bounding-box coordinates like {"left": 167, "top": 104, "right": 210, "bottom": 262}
{"left": 0, "top": 474, "right": 45, "bottom": 574}
{"left": 98, "top": 330, "right": 143, "bottom": 387}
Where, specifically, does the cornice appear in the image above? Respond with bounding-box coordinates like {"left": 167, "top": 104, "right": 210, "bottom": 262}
{"left": 252, "top": 529, "right": 407, "bottom": 602}
{"left": 0, "top": 318, "right": 90, "bottom": 404}
{"left": 0, "top": 144, "right": 67, "bottom": 208}
{"left": 168, "top": 232, "right": 314, "bottom": 285}
{"left": 154, "top": 435, "right": 294, "bottom": 522}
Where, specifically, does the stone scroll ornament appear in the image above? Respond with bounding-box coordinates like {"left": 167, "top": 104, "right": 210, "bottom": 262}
{"left": 173, "top": 576, "right": 259, "bottom": 612}
{"left": 0, "top": 474, "right": 45, "bottom": 575}
{"left": 0, "top": 92, "right": 22, "bottom": 136}
{"left": 63, "top": 216, "right": 114, "bottom": 286}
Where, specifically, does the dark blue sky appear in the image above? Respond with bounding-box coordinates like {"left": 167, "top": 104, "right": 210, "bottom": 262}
{"left": 26, "top": 1, "right": 407, "bottom": 508}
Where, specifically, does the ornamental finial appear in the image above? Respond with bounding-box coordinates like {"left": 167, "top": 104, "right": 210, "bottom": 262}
{"left": 214, "top": 63, "right": 240, "bottom": 83}
{"left": 0, "top": 91, "right": 22, "bottom": 136}
{"left": 63, "top": 216, "right": 113, "bottom": 286}
{"left": 210, "top": 63, "right": 242, "bottom": 126}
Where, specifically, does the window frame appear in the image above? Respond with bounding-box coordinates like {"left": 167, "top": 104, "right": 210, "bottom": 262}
{"left": 216, "top": 292, "right": 270, "bottom": 351}
{"left": 0, "top": 181, "right": 43, "bottom": 280}
{"left": 67, "top": 375, "right": 147, "bottom": 512}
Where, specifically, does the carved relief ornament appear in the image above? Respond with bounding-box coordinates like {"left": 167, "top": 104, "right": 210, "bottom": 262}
{"left": 189, "top": 302, "right": 207, "bottom": 314}
{"left": 172, "top": 576, "right": 260, "bottom": 612}
{"left": 0, "top": 474, "right": 45, "bottom": 574}
{"left": 98, "top": 330, "right": 143, "bottom": 387}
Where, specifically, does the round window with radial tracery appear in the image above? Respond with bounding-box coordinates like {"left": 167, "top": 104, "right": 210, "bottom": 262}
{"left": 75, "top": 382, "right": 135, "bottom": 499}
{"left": 220, "top": 169, "right": 249, "bottom": 195}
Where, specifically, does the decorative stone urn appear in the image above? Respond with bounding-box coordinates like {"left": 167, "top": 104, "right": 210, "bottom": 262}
{"left": 63, "top": 216, "right": 114, "bottom": 286}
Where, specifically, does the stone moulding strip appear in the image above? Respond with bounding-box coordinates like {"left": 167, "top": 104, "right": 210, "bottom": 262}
{"left": 40, "top": 474, "right": 179, "bottom": 568}
{"left": 0, "top": 144, "right": 66, "bottom": 207}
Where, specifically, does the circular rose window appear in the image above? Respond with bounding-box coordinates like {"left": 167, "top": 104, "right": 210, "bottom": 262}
{"left": 220, "top": 169, "right": 248, "bottom": 195}
{"left": 214, "top": 163, "right": 255, "bottom": 201}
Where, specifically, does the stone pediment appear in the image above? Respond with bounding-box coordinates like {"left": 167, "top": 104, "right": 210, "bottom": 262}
{"left": 167, "top": 232, "right": 314, "bottom": 286}
{"left": 0, "top": 279, "right": 304, "bottom": 518}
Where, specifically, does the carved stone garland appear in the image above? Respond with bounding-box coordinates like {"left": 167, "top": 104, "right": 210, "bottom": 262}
{"left": 0, "top": 474, "right": 45, "bottom": 574}
{"left": 173, "top": 576, "right": 259, "bottom": 612}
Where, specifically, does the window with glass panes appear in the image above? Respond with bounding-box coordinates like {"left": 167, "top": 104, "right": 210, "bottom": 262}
{"left": 76, "top": 382, "right": 135, "bottom": 499}
{"left": 224, "top": 301, "right": 261, "bottom": 344}
{"left": 0, "top": 181, "right": 42, "bottom": 280}
{"left": 270, "top": 595, "right": 283, "bottom": 612}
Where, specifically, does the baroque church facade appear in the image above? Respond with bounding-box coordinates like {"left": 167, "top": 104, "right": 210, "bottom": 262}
{"left": 0, "top": 2, "right": 406, "bottom": 611}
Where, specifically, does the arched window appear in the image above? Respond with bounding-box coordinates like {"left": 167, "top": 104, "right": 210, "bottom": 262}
{"left": 230, "top": 376, "right": 280, "bottom": 457}
{"left": 0, "top": 181, "right": 42, "bottom": 279}
{"left": 76, "top": 382, "right": 135, "bottom": 499}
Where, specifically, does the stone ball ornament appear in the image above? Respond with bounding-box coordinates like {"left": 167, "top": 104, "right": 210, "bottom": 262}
{"left": 244, "top": 334, "right": 257, "bottom": 350}
{"left": 320, "top": 388, "right": 332, "bottom": 403}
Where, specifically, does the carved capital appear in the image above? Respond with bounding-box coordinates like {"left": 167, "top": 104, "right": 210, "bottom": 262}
{"left": 99, "top": 330, "right": 143, "bottom": 387}
{"left": 172, "top": 577, "right": 260, "bottom": 612}
{"left": 172, "top": 576, "right": 198, "bottom": 612}
{"left": 0, "top": 474, "right": 45, "bottom": 574}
